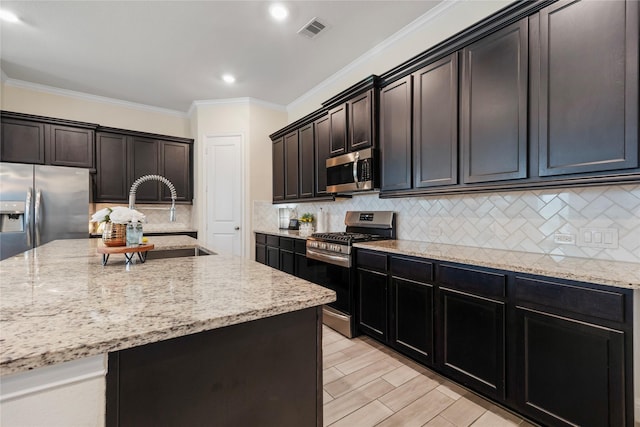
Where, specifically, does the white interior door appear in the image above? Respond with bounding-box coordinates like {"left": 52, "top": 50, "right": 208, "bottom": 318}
{"left": 205, "top": 134, "right": 243, "bottom": 256}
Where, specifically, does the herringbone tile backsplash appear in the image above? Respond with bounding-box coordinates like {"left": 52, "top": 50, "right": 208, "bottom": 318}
{"left": 253, "top": 184, "right": 640, "bottom": 263}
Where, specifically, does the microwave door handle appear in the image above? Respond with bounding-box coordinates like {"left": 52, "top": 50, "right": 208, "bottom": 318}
{"left": 25, "top": 187, "right": 32, "bottom": 247}
{"left": 352, "top": 151, "right": 360, "bottom": 189}
{"left": 34, "top": 189, "right": 42, "bottom": 247}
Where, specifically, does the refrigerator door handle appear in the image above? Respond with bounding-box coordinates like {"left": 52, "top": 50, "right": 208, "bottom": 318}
{"left": 25, "top": 187, "right": 33, "bottom": 247}
{"left": 34, "top": 189, "right": 42, "bottom": 247}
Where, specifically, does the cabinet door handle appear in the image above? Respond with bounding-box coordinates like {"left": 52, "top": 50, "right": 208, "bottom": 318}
{"left": 234, "top": 226, "right": 240, "bottom": 230}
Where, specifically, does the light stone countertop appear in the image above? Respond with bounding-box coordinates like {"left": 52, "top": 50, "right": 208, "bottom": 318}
{"left": 354, "top": 240, "right": 640, "bottom": 290}
{"left": 0, "top": 236, "right": 335, "bottom": 376}
{"left": 254, "top": 228, "right": 307, "bottom": 240}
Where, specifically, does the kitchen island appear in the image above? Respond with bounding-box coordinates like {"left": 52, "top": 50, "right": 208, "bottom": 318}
{"left": 0, "top": 236, "right": 335, "bottom": 426}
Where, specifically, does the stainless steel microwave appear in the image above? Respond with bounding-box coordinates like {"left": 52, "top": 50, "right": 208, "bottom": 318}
{"left": 326, "top": 147, "right": 378, "bottom": 193}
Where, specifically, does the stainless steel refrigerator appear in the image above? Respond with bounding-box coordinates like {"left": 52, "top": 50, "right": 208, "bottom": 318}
{"left": 0, "top": 162, "right": 89, "bottom": 260}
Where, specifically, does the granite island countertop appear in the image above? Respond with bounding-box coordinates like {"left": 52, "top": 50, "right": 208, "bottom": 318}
{"left": 0, "top": 236, "right": 335, "bottom": 376}
{"left": 354, "top": 240, "right": 640, "bottom": 290}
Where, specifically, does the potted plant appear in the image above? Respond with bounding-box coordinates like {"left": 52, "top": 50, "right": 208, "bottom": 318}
{"left": 299, "top": 212, "right": 315, "bottom": 237}
{"left": 91, "top": 207, "right": 145, "bottom": 246}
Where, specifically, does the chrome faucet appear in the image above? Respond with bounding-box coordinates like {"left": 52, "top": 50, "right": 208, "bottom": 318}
{"left": 128, "top": 175, "right": 177, "bottom": 222}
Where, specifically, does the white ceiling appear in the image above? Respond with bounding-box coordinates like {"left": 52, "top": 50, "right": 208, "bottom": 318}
{"left": 0, "top": 1, "right": 442, "bottom": 113}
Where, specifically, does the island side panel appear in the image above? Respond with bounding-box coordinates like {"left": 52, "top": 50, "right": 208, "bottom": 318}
{"left": 106, "top": 307, "right": 322, "bottom": 427}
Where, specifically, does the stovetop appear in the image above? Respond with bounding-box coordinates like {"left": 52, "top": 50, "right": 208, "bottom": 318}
{"left": 309, "top": 232, "right": 385, "bottom": 245}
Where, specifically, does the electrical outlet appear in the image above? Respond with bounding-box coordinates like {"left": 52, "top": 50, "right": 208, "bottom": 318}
{"left": 577, "top": 227, "right": 618, "bottom": 249}
{"left": 554, "top": 233, "right": 575, "bottom": 245}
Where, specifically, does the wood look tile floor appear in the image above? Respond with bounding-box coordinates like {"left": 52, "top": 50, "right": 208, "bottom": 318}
{"left": 322, "top": 326, "right": 535, "bottom": 427}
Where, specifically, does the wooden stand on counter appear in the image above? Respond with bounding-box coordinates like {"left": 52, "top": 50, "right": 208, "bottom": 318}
{"left": 97, "top": 244, "right": 155, "bottom": 265}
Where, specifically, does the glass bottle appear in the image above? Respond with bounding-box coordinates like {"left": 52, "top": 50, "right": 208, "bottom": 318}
{"left": 135, "top": 222, "right": 143, "bottom": 244}
{"left": 126, "top": 223, "right": 137, "bottom": 246}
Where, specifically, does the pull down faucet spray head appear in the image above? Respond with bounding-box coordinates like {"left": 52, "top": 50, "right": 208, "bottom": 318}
{"left": 129, "top": 174, "right": 178, "bottom": 222}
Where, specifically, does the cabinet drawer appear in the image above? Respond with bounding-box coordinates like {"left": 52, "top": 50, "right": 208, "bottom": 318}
{"left": 390, "top": 256, "right": 433, "bottom": 283}
{"left": 356, "top": 250, "right": 387, "bottom": 272}
{"left": 515, "top": 276, "right": 626, "bottom": 323}
{"left": 266, "top": 235, "right": 280, "bottom": 247}
{"left": 280, "top": 237, "right": 294, "bottom": 251}
{"left": 439, "top": 264, "right": 506, "bottom": 300}
{"left": 255, "top": 233, "right": 267, "bottom": 244}
{"left": 294, "top": 239, "right": 306, "bottom": 254}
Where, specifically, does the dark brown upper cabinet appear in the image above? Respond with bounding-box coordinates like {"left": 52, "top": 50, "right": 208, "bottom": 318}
{"left": 129, "top": 136, "right": 160, "bottom": 202}
{"left": 298, "top": 123, "right": 315, "bottom": 199}
{"left": 323, "top": 76, "right": 379, "bottom": 157}
{"left": 46, "top": 124, "right": 95, "bottom": 168}
{"left": 272, "top": 136, "right": 285, "bottom": 202}
{"left": 1, "top": 118, "right": 46, "bottom": 164}
{"left": 1, "top": 112, "right": 96, "bottom": 168}
{"left": 95, "top": 132, "right": 128, "bottom": 201}
{"left": 349, "top": 89, "right": 374, "bottom": 152}
{"left": 269, "top": 110, "right": 333, "bottom": 204}
{"left": 413, "top": 53, "right": 459, "bottom": 188}
{"left": 94, "top": 128, "right": 193, "bottom": 204}
{"left": 328, "top": 104, "right": 347, "bottom": 156}
{"left": 314, "top": 115, "right": 331, "bottom": 197}
{"left": 160, "top": 141, "right": 191, "bottom": 202}
{"left": 535, "top": 0, "right": 638, "bottom": 177}
{"left": 284, "top": 130, "right": 299, "bottom": 199}
{"left": 380, "top": 76, "right": 413, "bottom": 192}
{"left": 461, "top": 19, "right": 528, "bottom": 184}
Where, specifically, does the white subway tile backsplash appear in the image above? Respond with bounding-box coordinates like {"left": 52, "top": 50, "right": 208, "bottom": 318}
{"left": 91, "top": 203, "right": 194, "bottom": 233}
{"left": 253, "top": 184, "right": 640, "bottom": 263}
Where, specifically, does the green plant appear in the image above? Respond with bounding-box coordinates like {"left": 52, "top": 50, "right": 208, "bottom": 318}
{"left": 300, "top": 213, "right": 314, "bottom": 223}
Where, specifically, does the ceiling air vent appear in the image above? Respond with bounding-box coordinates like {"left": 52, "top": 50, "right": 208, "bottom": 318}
{"left": 298, "top": 17, "right": 327, "bottom": 39}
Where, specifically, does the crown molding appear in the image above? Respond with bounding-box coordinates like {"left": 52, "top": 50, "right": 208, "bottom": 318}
{"left": 3, "top": 78, "right": 189, "bottom": 118}
{"left": 286, "top": 0, "right": 461, "bottom": 115}
{"left": 189, "top": 97, "right": 286, "bottom": 116}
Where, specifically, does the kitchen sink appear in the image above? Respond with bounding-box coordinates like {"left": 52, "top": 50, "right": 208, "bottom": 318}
{"left": 146, "top": 247, "right": 214, "bottom": 260}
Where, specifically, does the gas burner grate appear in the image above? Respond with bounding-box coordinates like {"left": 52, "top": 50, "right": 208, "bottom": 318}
{"left": 310, "top": 232, "right": 382, "bottom": 244}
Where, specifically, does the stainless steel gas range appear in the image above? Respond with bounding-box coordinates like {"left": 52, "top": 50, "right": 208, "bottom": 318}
{"left": 303, "top": 211, "right": 396, "bottom": 337}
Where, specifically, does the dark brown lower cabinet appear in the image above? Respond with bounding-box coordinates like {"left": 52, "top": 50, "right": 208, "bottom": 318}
{"left": 255, "top": 233, "right": 267, "bottom": 265}
{"left": 266, "top": 246, "right": 279, "bottom": 269}
{"left": 106, "top": 307, "right": 323, "bottom": 427}
{"left": 256, "top": 243, "right": 266, "bottom": 264}
{"left": 515, "top": 307, "right": 626, "bottom": 427}
{"left": 350, "top": 247, "right": 636, "bottom": 426}
{"left": 279, "top": 237, "right": 295, "bottom": 275}
{"left": 266, "top": 235, "right": 280, "bottom": 269}
{"left": 391, "top": 277, "right": 433, "bottom": 366}
{"left": 438, "top": 288, "right": 505, "bottom": 400}
{"left": 255, "top": 234, "right": 307, "bottom": 276}
{"left": 358, "top": 268, "right": 388, "bottom": 341}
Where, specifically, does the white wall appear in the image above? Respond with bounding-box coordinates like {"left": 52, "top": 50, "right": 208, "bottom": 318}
{"left": 1, "top": 81, "right": 191, "bottom": 138}
{"left": 191, "top": 99, "right": 286, "bottom": 257}
{"left": 286, "top": 0, "right": 512, "bottom": 122}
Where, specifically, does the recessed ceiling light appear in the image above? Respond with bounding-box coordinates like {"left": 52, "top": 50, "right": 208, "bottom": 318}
{"left": 0, "top": 9, "right": 19, "bottom": 23}
{"left": 269, "top": 3, "right": 288, "bottom": 21}
{"left": 222, "top": 74, "right": 236, "bottom": 84}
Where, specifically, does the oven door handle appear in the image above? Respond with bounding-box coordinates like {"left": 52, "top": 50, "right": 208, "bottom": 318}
{"left": 306, "top": 247, "right": 351, "bottom": 268}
